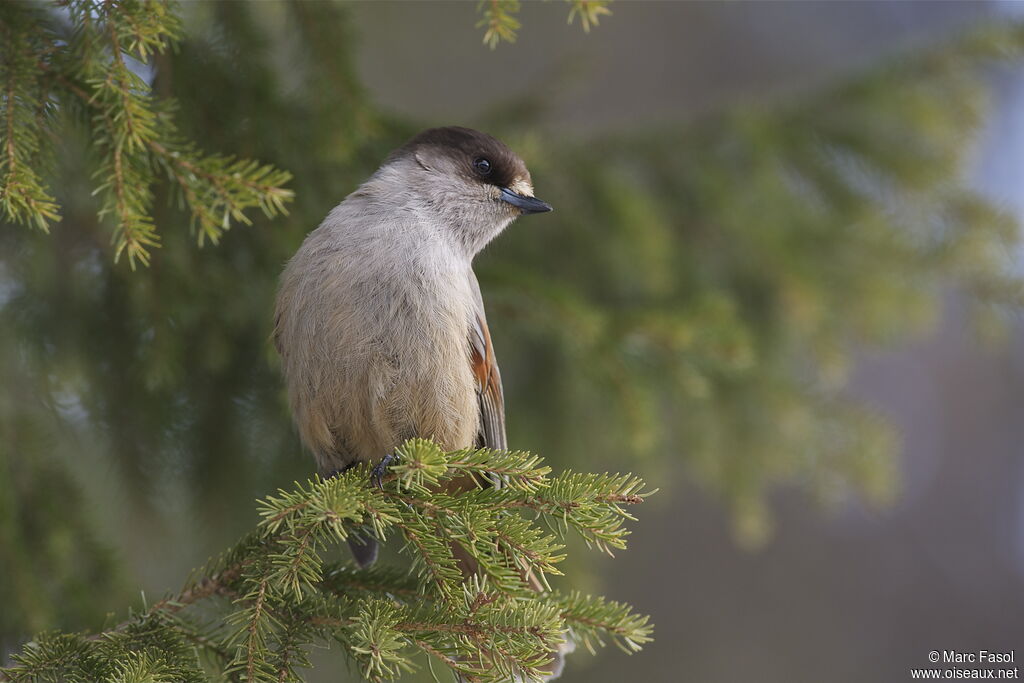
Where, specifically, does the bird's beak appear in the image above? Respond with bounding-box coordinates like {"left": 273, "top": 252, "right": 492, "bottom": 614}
{"left": 499, "top": 187, "right": 553, "bottom": 214}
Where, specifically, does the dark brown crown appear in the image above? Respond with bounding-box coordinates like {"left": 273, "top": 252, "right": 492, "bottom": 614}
{"left": 392, "top": 126, "right": 529, "bottom": 189}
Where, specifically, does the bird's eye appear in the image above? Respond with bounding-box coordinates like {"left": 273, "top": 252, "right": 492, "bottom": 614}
{"left": 473, "top": 158, "right": 492, "bottom": 176}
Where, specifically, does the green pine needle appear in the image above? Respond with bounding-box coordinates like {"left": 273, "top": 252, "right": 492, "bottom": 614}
{"left": 1, "top": 441, "right": 652, "bottom": 683}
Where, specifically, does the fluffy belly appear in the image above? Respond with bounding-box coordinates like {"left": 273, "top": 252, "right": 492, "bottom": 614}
{"left": 280, "top": 227, "right": 479, "bottom": 473}
{"left": 381, "top": 364, "right": 479, "bottom": 452}
{"left": 305, "top": 328, "right": 479, "bottom": 473}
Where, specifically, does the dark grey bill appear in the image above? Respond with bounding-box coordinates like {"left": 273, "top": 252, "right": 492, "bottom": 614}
{"left": 499, "top": 187, "right": 553, "bottom": 214}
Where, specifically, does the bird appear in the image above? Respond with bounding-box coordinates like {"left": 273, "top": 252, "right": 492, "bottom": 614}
{"left": 273, "top": 126, "right": 552, "bottom": 567}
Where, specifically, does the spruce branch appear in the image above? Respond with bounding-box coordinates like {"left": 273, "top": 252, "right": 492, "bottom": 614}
{"left": 476, "top": 0, "right": 612, "bottom": 48}
{"left": 553, "top": 591, "right": 653, "bottom": 654}
{"left": 1, "top": 0, "right": 293, "bottom": 268}
{"left": 1, "top": 0, "right": 609, "bottom": 258}
{"left": 1, "top": 441, "right": 653, "bottom": 683}
{"left": 478, "top": 0, "right": 522, "bottom": 49}
{"left": 567, "top": 1, "right": 612, "bottom": 33}
{"left": 0, "top": 5, "right": 60, "bottom": 231}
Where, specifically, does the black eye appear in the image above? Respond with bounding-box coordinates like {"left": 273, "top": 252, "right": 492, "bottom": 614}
{"left": 473, "top": 158, "right": 492, "bottom": 176}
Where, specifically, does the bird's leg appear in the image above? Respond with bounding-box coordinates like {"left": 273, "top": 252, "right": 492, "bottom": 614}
{"left": 321, "top": 461, "right": 382, "bottom": 567}
{"left": 370, "top": 453, "right": 397, "bottom": 490}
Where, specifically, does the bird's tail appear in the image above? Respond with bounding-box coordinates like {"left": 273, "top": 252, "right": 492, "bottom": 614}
{"left": 346, "top": 528, "right": 379, "bottom": 568}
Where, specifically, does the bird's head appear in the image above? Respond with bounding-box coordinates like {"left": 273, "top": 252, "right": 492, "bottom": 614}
{"left": 382, "top": 126, "right": 552, "bottom": 256}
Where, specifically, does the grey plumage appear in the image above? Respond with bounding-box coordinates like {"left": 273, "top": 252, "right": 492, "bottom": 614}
{"left": 273, "top": 126, "right": 566, "bottom": 678}
{"left": 273, "top": 128, "right": 541, "bottom": 478}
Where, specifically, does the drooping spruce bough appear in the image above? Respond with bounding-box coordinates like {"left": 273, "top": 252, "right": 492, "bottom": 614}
{"left": 0, "top": 440, "right": 653, "bottom": 683}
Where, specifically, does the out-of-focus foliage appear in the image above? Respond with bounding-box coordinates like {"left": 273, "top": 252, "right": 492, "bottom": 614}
{"left": 0, "top": 441, "right": 652, "bottom": 683}
{"left": 1, "top": 0, "right": 1023, "bottom": 673}
{"left": 485, "top": 23, "right": 1024, "bottom": 543}
{"left": 0, "top": 347, "right": 125, "bottom": 649}
{"left": 476, "top": 0, "right": 611, "bottom": 48}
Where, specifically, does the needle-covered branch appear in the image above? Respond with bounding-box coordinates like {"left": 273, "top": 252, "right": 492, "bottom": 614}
{"left": 1, "top": 441, "right": 653, "bottom": 683}
{"left": 0, "top": 0, "right": 293, "bottom": 268}
{"left": 1, "top": 0, "right": 610, "bottom": 264}
{"left": 476, "top": 0, "right": 612, "bottom": 48}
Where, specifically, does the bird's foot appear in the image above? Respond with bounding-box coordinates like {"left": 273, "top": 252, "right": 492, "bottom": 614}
{"left": 370, "top": 453, "right": 397, "bottom": 490}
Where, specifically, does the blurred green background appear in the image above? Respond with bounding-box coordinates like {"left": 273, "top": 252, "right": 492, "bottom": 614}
{"left": 2, "top": 1, "right": 1024, "bottom": 681}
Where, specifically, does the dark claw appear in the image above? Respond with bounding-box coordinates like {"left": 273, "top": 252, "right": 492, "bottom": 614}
{"left": 370, "top": 453, "right": 397, "bottom": 490}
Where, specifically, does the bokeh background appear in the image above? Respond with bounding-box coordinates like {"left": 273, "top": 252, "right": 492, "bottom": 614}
{"left": 2, "top": 2, "right": 1023, "bottom": 681}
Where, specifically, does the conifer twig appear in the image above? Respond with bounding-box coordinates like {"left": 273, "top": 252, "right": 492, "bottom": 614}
{"left": 1, "top": 441, "right": 653, "bottom": 683}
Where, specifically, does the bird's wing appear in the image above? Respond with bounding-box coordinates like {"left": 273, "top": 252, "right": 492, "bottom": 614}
{"left": 467, "top": 273, "right": 507, "bottom": 451}
{"left": 466, "top": 274, "right": 567, "bottom": 678}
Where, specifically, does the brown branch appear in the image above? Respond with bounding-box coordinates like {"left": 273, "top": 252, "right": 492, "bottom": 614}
{"left": 80, "top": 562, "right": 244, "bottom": 645}
{"left": 265, "top": 499, "right": 311, "bottom": 525}
{"left": 560, "top": 611, "right": 633, "bottom": 635}
{"left": 442, "top": 459, "right": 547, "bottom": 483}
{"left": 104, "top": 3, "right": 137, "bottom": 144}
{"left": 246, "top": 580, "right": 269, "bottom": 682}
{"left": 282, "top": 525, "right": 316, "bottom": 595}
{"left": 0, "top": 562, "right": 245, "bottom": 681}
{"left": 411, "top": 638, "right": 466, "bottom": 675}
{"left": 276, "top": 650, "right": 291, "bottom": 683}
{"left": 467, "top": 590, "right": 500, "bottom": 615}
{"left": 168, "top": 620, "right": 239, "bottom": 679}
{"left": 32, "top": 59, "right": 136, "bottom": 240}
{"left": 393, "top": 519, "right": 454, "bottom": 600}
{"left": 35, "top": 59, "right": 287, "bottom": 241}
{"left": 308, "top": 616, "right": 349, "bottom": 629}
{"left": 397, "top": 620, "right": 543, "bottom": 638}
{"left": 148, "top": 139, "right": 286, "bottom": 196}
{"left": 319, "top": 575, "right": 418, "bottom": 599}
